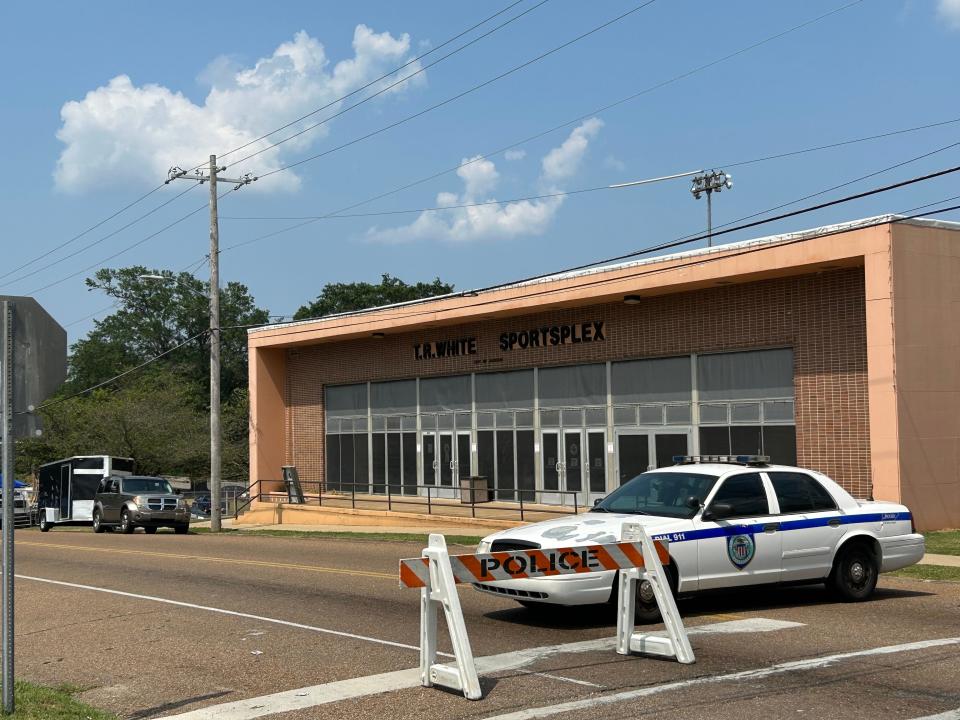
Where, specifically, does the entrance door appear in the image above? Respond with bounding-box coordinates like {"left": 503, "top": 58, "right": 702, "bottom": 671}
{"left": 454, "top": 431, "right": 471, "bottom": 493}
{"left": 617, "top": 431, "right": 651, "bottom": 486}
{"left": 429, "top": 431, "right": 470, "bottom": 500}
{"left": 437, "top": 432, "right": 455, "bottom": 499}
{"left": 540, "top": 429, "right": 606, "bottom": 507}
{"left": 59, "top": 465, "right": 71, "bottom": 519}
{"left": 617, "top": 430, "right": 691, "bottom": 487}
{"left": 541, "top": 430, "right": 561, "bottom": 504}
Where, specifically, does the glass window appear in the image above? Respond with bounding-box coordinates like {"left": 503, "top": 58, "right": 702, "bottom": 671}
{"left": 539, "top": 364, "right": 606, "bottom": 408}
{"left": 596, "top": 472, "right": 719, "bottom": 518}
{"left": 419, "top": 375, "right": 471, "bottom": 412}
{"left": 477, "top": 412, "right": 494, "bottom": 429}
{"left": 709, "top": 473, "right": 769, "bottom": 517}
{"left": 665, "top": 404, "right": 691, "bottom": 424}
{"left": 495, "top": 411, "right": 514, "bottom": 428}
{"left": 371, "top": 380, "right": 416, "bottom": 415}
{"left": 731, "top": 403, "right": 761, "bottom": 423}
{"left": 325, "top": 384, "right": 367, "bottom": 417}
{"left": 475, "top": 370, "right": 534, "bottom": 410}
{"left": 561, "top": 409, "right": 583, "bottom": 427}
{"left": 763, "top": 426, "right": 797, "bottom": 466}
{"left": 699, "top": 404, "right": 728, "bottom": 424}
{"left": 516, "top": 430, "right": 535, "bottom": 502}
{"left": 402, "top": 433, "right": 417, "bottom": 495}
{"left": 585, "top": 407, "right": 607, "bottom": 426}
{"left": 496, "top": 430, "right": 515, "bottom": 501}
{"left": 477, "top": 431, "right": 495, "bottom": 487}
{"left": 614, "top": 406, "right": 636, "bottom": 426}
{"left": 763, "top": 400, "right": 794, "bottom": 422}
{"left": 540, "top": 410, "right": 560, "bottom": 427}
{"left": 698, "top": 348, "right": 794, "bottom": 401}
{"left": 769, "top": 472, "right": 836, "bottom": 513}
{"left": 698, "top": 427, "right": 729, "bottom": 455}
{"left": 515, "top": 410, "right": 534, "bottom": 428}
{"left": 372, "top": 434, "right": 386, "bottom": 494}
{"left": 325, "top": 434, "right": 340, "bottom": 491}
{"left": 340, "top": 434, "right": 355, "bottom": 491}
{"left": 638, "top": 405, "right": 663, "bottom": 425}
{"left": 122, "top": 478, "right": 174, "bottom": 494}
{"left": 611, "top": 356, "right": 692, "bottom": 404}
{"left": 730, "top": 426, "right": 763, "bottom": 456}
{"left": 386, "top": 416, "right": 401, "bottom": 431}
{"left": 387, "top": 434, "right": 401, "bottom": 494}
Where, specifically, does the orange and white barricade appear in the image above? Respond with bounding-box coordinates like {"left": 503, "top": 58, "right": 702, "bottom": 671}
{"left": 400, "top": 522, "right": 694, "bottom": 700}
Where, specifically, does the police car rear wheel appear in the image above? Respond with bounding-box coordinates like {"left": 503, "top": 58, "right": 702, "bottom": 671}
{"left": 830, "top": 543, "right": 878, "bottom": 602}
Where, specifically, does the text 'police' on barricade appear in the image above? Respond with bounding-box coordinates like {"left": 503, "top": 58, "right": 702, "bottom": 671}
{"left": 399, "top": 524, "right": 693, "bottom": 701}
{"left": 400, "top": 540, "right": 669, "bottom": 588}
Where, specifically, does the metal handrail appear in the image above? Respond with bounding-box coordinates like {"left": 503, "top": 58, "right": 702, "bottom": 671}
{"left": 232, "top": 479, "right": 262, "bottom": 519}
{"left": 251, "top": 478, "right": 585, "bottom": 521}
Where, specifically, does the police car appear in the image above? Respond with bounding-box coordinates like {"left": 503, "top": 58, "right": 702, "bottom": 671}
{"left": 475, "top": 456, "right": 925, "bottom": 621}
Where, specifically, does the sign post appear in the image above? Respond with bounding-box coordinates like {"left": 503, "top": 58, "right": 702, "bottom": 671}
{"left": 0, "top": 296, "right": 66, "bottom": 714}
{"left": 1, "top": 302, "right": 13, "bottom": 714}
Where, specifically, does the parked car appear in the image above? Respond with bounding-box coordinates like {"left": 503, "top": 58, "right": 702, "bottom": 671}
{"left": 189, "top": 494, "right": 227, "bottom": 517}
{"left": 475, "top": 456, "right": 925, "bottom": 621}
{"left": 92, "top": 475, "right": 190, "bottom": 534}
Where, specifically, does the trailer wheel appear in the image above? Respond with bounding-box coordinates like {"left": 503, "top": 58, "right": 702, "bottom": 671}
{"left": 39, "top": 513, "right": 51, "bottom": 532}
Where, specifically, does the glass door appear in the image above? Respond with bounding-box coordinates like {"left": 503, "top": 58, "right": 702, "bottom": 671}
{"left": 541, "top": 430, "right": 561, "bottom": 504}
{"left": 585, "top": 429, "right": 607, "bottom": 507}
{"left": 616, "top": 430, "right": 651, "bottom": 487}
{"left": 437, "top": 432, "right": 456, "bottom": 499}
{"left": 454, "top": 431, "right": 471, "bottom": 494}
{"left": 654, "top": 431, "right": 689, "bottom": 469}
{"left": 563, "top": 430, "right": 583, "bottom": 506}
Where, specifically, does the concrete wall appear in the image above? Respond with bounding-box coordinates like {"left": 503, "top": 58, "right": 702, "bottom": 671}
{"left": 891, "top": 223, "right": 960, "bottom": 530}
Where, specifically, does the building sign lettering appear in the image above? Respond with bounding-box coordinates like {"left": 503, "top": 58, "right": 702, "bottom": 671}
{"left": 415, "top": 337, "right": 477, "bottom": 360}
{"left": 499, "top": 321, "right": 605, "bottom": 351}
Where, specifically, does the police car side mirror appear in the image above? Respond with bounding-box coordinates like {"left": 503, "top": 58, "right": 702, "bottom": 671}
{"left": 686, "top": 496, "right": 701, "bottom": 510}
{"left": 593, "top": 498, "right": 603, "bottom": 507}
{"left": 704, "top": 502, "right": 734, "bottom": 521}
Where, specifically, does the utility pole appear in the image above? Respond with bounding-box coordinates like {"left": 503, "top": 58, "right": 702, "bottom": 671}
{"left": 690, "top": 169, "right": 733, "bottom": 247}
{"left": 167, "top": 158, "right": 254, "bottom": 532}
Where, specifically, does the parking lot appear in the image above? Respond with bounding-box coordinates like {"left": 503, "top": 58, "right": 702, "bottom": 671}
{"left": 12, "top": 529, "right": 960, "bottom": 719}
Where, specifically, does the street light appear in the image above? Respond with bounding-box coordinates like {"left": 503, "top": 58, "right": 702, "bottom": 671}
{"left": 690, "top": 170, "right": 733, "bottom": 247}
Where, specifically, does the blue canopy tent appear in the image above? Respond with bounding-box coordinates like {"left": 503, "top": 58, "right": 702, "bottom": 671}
{"left": 0, "top": 476, "right": 29, "bottom": 488}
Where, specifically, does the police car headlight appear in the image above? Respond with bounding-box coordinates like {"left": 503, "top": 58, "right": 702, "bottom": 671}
{"left": 477, "top": 540, "right": 491, "bottom": 554}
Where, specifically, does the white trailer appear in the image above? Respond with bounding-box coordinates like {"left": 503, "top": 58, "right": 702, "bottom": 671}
{"left": 36, "top": 456, "right": 135, "bottom": 531}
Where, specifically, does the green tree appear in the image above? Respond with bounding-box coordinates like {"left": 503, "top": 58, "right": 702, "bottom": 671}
{"left": 69, "top": 266, "right": 269, "bottom": 398}
{"left": 294, "top": 273, "right": 454, "bottom": 320}
{"left": 18, "top": 367, "right": 209, "bottom": 478}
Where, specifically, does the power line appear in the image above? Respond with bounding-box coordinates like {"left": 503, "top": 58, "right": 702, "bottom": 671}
{"left": 224, "top": 0, "right": 555, "bottom": 171}
{"left": 215, "top": 0, "right": 868, "bottom": 252}
{"left": 252, "top": 0, "right": 661, "bottom": 181}
{"left": 26, "top": 330, "right": 210, "bottom": 414}
{"left": 184, "top": 0, "right": 537, "bottom": 172}
{"left": 25, "top": 184, "right": 240, "bottom": 296}
{"left": 1, "top": 182, "right": 202, "bottom": 290}
{"left": 0, "top": 183, "right": 167, "bottom": 283}
{"left": 217, "top": 131, "right": 960, "bottom": 226}
{"left": 263, "top": 164, "right": 960, "bottom": 334}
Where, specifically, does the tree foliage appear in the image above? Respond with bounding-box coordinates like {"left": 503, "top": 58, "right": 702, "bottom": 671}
{"left": 294, "top": 273, "right": 454, "bottom": 320}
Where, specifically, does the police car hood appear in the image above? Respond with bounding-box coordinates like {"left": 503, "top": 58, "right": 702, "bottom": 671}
{"left": 483, "top": 512, "right": 683, "bottom": 549}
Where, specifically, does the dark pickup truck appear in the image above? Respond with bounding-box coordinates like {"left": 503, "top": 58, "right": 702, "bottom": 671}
{"left": 92, "top": 475, "right": 190, "bottom": 534}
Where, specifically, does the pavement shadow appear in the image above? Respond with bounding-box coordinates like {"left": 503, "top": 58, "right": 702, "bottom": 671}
{"left": 126, "top": 690, "right": 233, "bottom": 719}
{"left": 484, "top": 583, "right": 933, "bottom": 628}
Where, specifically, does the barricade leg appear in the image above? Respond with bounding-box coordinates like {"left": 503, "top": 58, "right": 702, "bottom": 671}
{"left": 617, "top": 523, "right": 695, "bottom": 665}
{"left": 419, "top": 534, "right": 482, "bottom": 700}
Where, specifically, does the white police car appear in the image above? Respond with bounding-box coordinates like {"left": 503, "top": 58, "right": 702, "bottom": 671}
{"left": 475, "top": 456, "right": 925, "bottom": 621}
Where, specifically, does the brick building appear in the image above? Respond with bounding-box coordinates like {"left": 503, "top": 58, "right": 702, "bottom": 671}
{"left": 248, "top": 216, "right": 960, "bottom": 530}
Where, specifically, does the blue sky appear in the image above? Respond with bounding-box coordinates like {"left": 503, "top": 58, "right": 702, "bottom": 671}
{"left": 1, "top": 0, "right": 958, "bottom": 342}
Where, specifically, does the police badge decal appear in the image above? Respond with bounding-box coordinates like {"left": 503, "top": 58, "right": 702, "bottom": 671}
{"left": 727, "top": 533, "right": 756, "bottom": 569}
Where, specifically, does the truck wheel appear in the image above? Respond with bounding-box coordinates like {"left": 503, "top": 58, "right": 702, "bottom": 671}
{"left": 39, "top": 514, "right": 52, "bottom": 532}
{"left": 829, "top": 542, "right": 878, "bottom": 602}
{"left": 120, "top": 509, "right": 135, "bottom": 535}
{"left": 174, "top": 524, "right": 189, "bottom": 535}
{"left": 92, "top": 510, "right": 104, "bottom": 533}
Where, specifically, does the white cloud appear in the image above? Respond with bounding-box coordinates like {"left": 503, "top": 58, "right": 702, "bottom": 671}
{"left": 603, "top": 155, "right": 626, "bottom": 172}
{"left": 55, "top": 26, "right": 424, "bottom": 193}
{"left": 368, "top": 119, "right": 602, "bottom": 243}
{"left": 938, "top": 0, "right": 960, "bottom": 27}
{"left": 504, "top": 149, "right": 527, "bottom": 161}
{"left": 541, "top": 117, "right": 603, "bottom": 185}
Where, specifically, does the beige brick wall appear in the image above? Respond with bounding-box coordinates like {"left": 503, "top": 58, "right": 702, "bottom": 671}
{"left": 285, "top": 268, "right": 870, "bottom": 497}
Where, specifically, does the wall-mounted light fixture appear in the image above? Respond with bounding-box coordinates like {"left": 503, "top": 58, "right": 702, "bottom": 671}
{"left": 371, "top": 332, "right": 386, "bottom": 339}
{"left": 623, "top": 295, "right": 643, "bottom": 305}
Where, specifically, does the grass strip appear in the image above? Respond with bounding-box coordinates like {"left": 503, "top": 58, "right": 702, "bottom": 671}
{"left": 9, "top": 681, "right": 115, "bottom": 719}
{"left": 923, "top": 530, "right": 960, "bottom": 556}
{"left": 891, "top": 564, "right": 960, "bottom": 582}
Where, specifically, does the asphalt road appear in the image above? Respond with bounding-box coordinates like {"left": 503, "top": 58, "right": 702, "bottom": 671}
{"left": 11, "top": 528, "right": 960, "bottom": 720}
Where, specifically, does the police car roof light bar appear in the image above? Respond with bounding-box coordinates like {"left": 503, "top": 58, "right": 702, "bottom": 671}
{"left": 673, "top": 455, "right": 770, "bottom": 466}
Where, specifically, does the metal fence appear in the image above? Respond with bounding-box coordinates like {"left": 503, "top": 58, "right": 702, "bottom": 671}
{"left": 238, "top": 479, "right": 583, "bottom": 523}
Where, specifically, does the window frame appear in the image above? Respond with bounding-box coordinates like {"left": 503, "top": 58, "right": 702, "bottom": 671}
{"left": 703, "top": 471, "right": 773, "bottom": 520}
{"left": 766, "top": 471, "right": 838, "bottom": 515}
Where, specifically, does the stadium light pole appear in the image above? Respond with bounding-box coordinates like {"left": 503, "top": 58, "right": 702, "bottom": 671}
{"left": 690, "top": 170, "right": 734, "bottom": 247}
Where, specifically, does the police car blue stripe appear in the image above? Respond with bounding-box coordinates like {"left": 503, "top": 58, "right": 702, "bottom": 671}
{"left": 651, "top": 511, "right": 911, "bottom": 543}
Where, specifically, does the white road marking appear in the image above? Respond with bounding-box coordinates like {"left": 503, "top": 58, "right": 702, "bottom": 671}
{"left": 481, "top": 636, "right": 960, "bottom": 720}
{"left": 911, "top": 711, "right": 960, "bottom": 720}
{"left": 157, "top": 617, "right": 803, "bottom": 720}
{"left": 17, "top": 575, "right": 433, "bottom": 656}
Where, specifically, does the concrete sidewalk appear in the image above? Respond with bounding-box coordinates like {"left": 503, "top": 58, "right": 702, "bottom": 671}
{"left": 919, "top": 553, "right": 960, "bottom": 567}
{"left": 190, "top": 517, "right": 488, "bottom": 539}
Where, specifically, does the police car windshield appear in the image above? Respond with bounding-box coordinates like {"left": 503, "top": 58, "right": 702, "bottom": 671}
{"left": 593, "top": 472, "right": 719, "bottom": 518}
